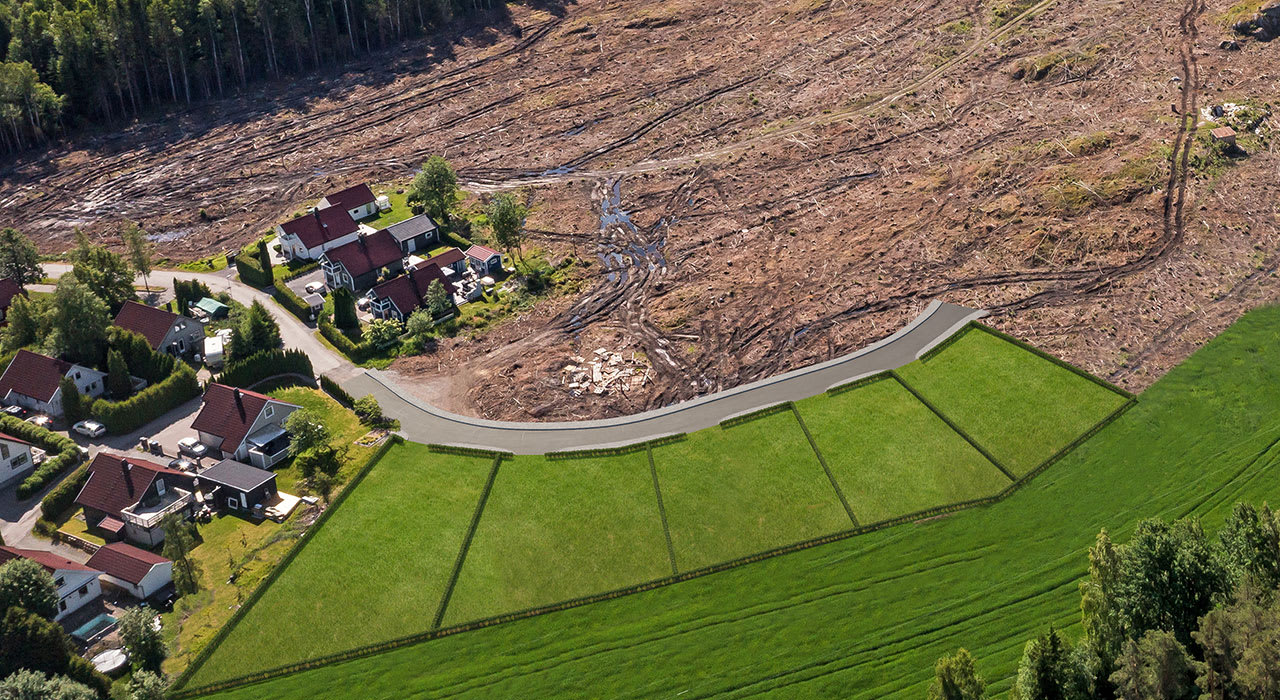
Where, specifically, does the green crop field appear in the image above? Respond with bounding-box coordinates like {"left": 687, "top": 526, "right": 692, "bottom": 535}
{"left": 651, "top": 409, "right": 852, "bottom": 571}
{"left": 895, "top": 326, "right": 1130, "bottom": 475}
{"left": 441, "top": 451, "right": 672, "bottom": 625}
{"left": 196, "top": 307, "right": 1280, "bottom": 700}
{"left": 186, "top": 446, "right": 495, "bottom": 686}
{"left": 795, "top": 375, "right": 1012, "bottom": 524}
{"left": 184, "top": 323, "right": 1132, "bottom": 694}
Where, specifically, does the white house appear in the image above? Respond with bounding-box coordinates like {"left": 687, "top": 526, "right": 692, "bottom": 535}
{"left": 0, "top": 546, "right": 103, "bottom": 621}
{"left": 0, "top": 350, "right": 107, "bottom": 418}
{"left": 318, "top": 183, "right": 379, "bottom": 221}
{"left": 191, "top": 384, "right": 300, "bottom": 468}
{"left": 0, "top": 432, "right": 42, "bottom": 488}
{"left": 87, "top": 542, "right": 172, "bottom": 600}
{"left": 275, "top": 206, "right": 364, "bottom": 262}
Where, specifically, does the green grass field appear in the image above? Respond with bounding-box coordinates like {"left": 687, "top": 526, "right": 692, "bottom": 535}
{"left": 198, "top": 307, "right": 1280, "bottom": 700}
{"left": 652, "top": 410, "right": 852, "bottom": 571}
{"left": 441, "top": 451, "right": 672, "bottom": 625}
{"left": 187, "top": 445, "right": 494, "bottom": 686}
{"left": 795, "top": 376, "right": 1012, "bottom": 524}
{"left": 186, "top": 323, "right": 1131, "bottom": 693}
{"left": 895, "top": 327, "right": 1129, "bottom": 475}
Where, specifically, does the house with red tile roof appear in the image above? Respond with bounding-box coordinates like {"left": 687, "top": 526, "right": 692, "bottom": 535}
{"left": 113, "top": 301, "right": 204, "bottom": 355}
{"left": 87, "top": 542, "right": 172, "bottom": 599}
{"left": 0, "top": 432, "right": 41, "bottom": 488}
{"left": 318, "top": 183, "right": 378, "bottom": 221}
{"left": 191, "top": 384, "right": 300, "bottom": 468}
{"left": 275, "top": 206, "right": 363, "bottom": 262}
{"left": 75, "top": 453, "right": 196, "bottom": 547}
{"left": 320, "top": 229, "right": 405, "bottom": 292}
{"left": 0, "top": 349, "right": 107, "bottom": 418}
{"left": 465, "top": 244, "right": 504, "bottom": 276}
{"left": 368, "top": 261, "right": 456, "bottom": 322}
{"left": 424, "top": 247, "right": 467, "bottom": 275}
{"left": 0, "top": 546, "right": 103, "bottom": 620}
{"left": 0, "top": 278, "right": 23, "bottom": 324}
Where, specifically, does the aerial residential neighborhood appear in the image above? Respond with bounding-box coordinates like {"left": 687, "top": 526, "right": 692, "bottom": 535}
{"left": 1, "top": 0, "right": 1279, "bottom": 698}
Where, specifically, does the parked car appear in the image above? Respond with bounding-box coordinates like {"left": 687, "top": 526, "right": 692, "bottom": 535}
{"left": 2, "top": 405, "right": 26, "bottom": 418}
{"left": 26, "top": 414, "right": 53, "bottom": 429}
{"left": 72, "top": 420, "right": 106, "bottom": 438}
{"left": 168, "top": 457, "right": 196, "bottom": 472}
{"left": 305, "top": 281, "right": 327, "bottom": 295}
{"left": 177, "top": 437, "right": 208, "bottom": 458}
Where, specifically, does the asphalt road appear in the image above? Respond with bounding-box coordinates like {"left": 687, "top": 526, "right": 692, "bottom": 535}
{"left": 345, "top": 300, "right": 986, "bottom": 454}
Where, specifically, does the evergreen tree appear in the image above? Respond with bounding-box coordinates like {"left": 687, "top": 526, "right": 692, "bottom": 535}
{"left": 425, "top": 278, "right": 450, "bottom": 319}
{"left": 229, "top": 299, "right": 280, "bottom": 360}
{"left": 1010, "top": 628, "right": 1090, "bottom": 700}
{"left": 57, "top": 377, "right": 84, "bottom": 423}
{"left": 1109, "top": 630, "right": 1196, "bottom": 700}
{"left": 161, "top": 513, "right": 201, "bottom": 596}
{"left": 1195, "top": 584, "right": 1280, "bottom": 699}
{"left": 332, "top": 286, "right": 357, "bottom": 328}
{"left": 107, "top": 349, "right": 131, "bottom": 399}
{"left": 928, "top": 648, "right": 987, "bottom": 700}
{"left": 1217, "top": 502, "right": 1280, "bottom": 592}
{"left": 257, "top": 239, "right": 273, "bottom": 280}
{"left": 0, "top": 228, "right": 44, "bottom": 287}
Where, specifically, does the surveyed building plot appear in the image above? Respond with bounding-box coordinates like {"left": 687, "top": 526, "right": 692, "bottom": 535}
{"left": 184, "top": 324, "right": 1132, "bottom": 692}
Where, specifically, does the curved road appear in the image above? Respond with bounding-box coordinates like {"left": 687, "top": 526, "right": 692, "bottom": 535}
{"left": 42, "top": 266, "right": 984, "bottom": 453}
{"left": 345, "top": 300, "right": 986, "bottom": 453}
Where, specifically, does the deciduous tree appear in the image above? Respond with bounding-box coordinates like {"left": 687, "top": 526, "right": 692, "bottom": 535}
{"left": 1109, "top": 630, "right": 1196, "bottom": 700}
{"left": 1010, "top": 628, "right": 1090, "bottom": 700}
{"left": 127, "top": 670, "right": 168, "bottom": 700}
{"left": 407, "top": 156, "right": 457, "bottom": 226}
{"left": 486, "top": 192, "right": 527, "bottom": 259}
{"left": 71, "top": 231, "right": 136, "bottom": 311}
{"left": 121, "top": 221, "right": 154, "bottom": 294}
{"left": 0, "top": 558, "right": 58, "bottom": 620}
{"left": 425, "top": 278, "right": 451, "bottom": 319}
{"left": 0, "top": 669, "right": 97, "bottom": 700}
{"left": 0, "top": 228, "right": 44, "bottom": 287}
{"left": 285, "top": 409, "right": 330, "bottom": 456}
{"left": 161, "top": 513, "right": 201, "bottom": 596}
{"left": 928, "top": 648, "right": 987, "bottom": 700}
{"left": 48, "top": 272, "right": 110, "bottom": 363}
{"left": 118, "top": 606, "right": 165, "bottom": 674}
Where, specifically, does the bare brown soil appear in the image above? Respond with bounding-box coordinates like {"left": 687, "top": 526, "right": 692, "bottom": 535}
{"left": 2, "top": 0, "right": 1278, "bottom": 422}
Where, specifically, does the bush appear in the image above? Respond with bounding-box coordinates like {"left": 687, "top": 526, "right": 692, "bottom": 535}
{"left": 39, "top": 464, "right": 89, "bottom": 520}
{"left": 235, "top": 253, "right": 271, "bottom": 288}
{"left": 319, "top": 320, "right": 373, "bottom": 363}
{"left": 319, "top": 375, "right": 355, "bottom": 408}
{"left": 17, "top": 451, "right": 85, "bottom": 500}
{"left": 90, "top": 364, "right": 202, "bottom": 434}
{"left": 216, "top": 348, "right": 314, "bottom": 388}
{"left": 0, "top": 415, "right": 77, "bottom": 455}
{"left": 273, "top": 285, "right": 313, "bottom": 323}
{"left": 107, "top": 327, "right": 177, "bottom": 385}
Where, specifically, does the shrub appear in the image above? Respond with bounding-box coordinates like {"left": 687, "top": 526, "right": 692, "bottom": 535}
{"left": 319, "top": 320, "right": 372, "bottom": 363}
{"left": 273, "top": 285, "right": 312, "bottom": 323}
{"left": 319, "top": 375, "right": 355, "bottom": 407}
{"left": 39, "top": 464, "right": 89, "bottom": 520}
{"left": 0, "top": 414, "right": 82, "bottom": 500}
{"left": 332, "top": 288, "right": 358, "bottom": 329}
{"left": 107, "top": 327, "right": 177, "bottom": 385}
{"left": 235, "top": 253, "right": 271, "bottom": 288}
{"left": 90, "top": 364, "right": 201, "bottom": 434}
{"left": 216, "top": 348, "right": 314, "bottom": 388}
{"left": 17, "top": 451, "right": 85, "bottom": 500}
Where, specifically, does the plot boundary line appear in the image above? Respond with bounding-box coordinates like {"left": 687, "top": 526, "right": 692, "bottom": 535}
{"left": 648, "top": 444, "right": 679, "bottom": 575}
{"left": 790, "top": 404, "right": 860, "bottom": 528}
{"left": 890, "top": 371, "right": 1018, "bottom": 483}
{"left": 431, "top": 454, "right": 504, "bottom": 630}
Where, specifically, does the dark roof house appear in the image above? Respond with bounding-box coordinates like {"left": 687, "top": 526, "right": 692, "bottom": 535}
{"left": 0, "top": 350, "right": 107, "bottom": 417}
{"left": 201, "top": 458, "right": 276, "bottom": 493}
{"left": 320, "top": 183, "right": 376, "bottom": 213}
{"left": 76, "top": 453, "right": 187, "bottom": 519}
{"left": 279, "top": 206, "right": 362, "bottom": 251}
{"left": 369, "top": 262, "right": 456, "bottom": 321}
{"left": 321, "top": 230, "right": 405, "bottom": 291}
{"left": 192, "top": 384, "right": 300, "bottom": 468}
{"left": 384, "top": 214, "right": 439, "bottom": 254}
{"left": 87, "top": 542, "right": 172, "bottom": 599}
{"left": 113, "top": 301, "right": 202, "bottom": 355}
{"left": 0, "top": 546, "right": 98, "bottom": 574}
{"left": 0, "top": 278, "right": 22, "bottom": 321}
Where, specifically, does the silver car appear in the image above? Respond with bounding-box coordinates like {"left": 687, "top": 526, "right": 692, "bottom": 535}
{"left": 177, "top": 437, "right": 208, "bottom": 458}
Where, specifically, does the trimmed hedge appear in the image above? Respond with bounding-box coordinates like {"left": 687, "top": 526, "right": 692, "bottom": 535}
{"left": 890, "top": 371, "right": 1017, "bottom": 482}
{"left": 17, "top": 451, "right": 85, "bottom": 500}
{"left": 719, "top": 402, "right": 794, "bottom": 429}
{"left": 319, "top": 375, "right": 355, "bottom": 408}
{"left": 971, "top": 322, "right": 1137, "bottom": 400}
{"left": 273, "top": 285, "right": 313, "bottom": 323}
{"left": 1, "top": 414, "right": 83, "bottom": 500}
{"left": 217, "top": 349, "right": 314, "bottom": 389}
{"left": 319, "top": 320, "right": 373, "bottom": 364}
{"left": 425, "top": 444, "right": 513, "bottom": 459}
{"left": 544, "top": 434, "right": 687, "bottom": 461}
{"left": 90, "top": 364, "right": 202, "bottom": 434}
{"left": 171, "top": 436, "right": 404, "bottom": 693}
{"left": 236, "top": 254, "right": 272, "bottom": 288}
{"left": 279, "top": 261, "right": 319, "bottom": 282}
{"left": 826, "top": 371, "right": 893, "bottom": 396}
{"left": 39, "top": 463, "right": 89, "bottom": 520}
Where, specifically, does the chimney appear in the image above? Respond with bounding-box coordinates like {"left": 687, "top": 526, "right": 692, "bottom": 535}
{"left": 123, "top": 460, "right": 131, "bottom": 472}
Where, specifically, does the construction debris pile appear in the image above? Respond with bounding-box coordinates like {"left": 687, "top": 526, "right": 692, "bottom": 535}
{"left": 562, "top": 349, "right": 652, "bottom": 397}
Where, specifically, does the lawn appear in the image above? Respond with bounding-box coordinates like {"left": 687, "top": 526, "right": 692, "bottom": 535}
{"left": 651, "top": 410, "right": 852, "bottom": 572}
{"left": 185, "top": 444, "right": 494, "bottom": 686}
{"left": 441, "top": 451, "right": 671, "bottom": 626}
{"left": 359, "top": 186, "right": 413, "bottom": 230}
{"left": 794, "top": 375, "right": 1012, "bottom": 525}
{"left": 895, "top": 326, "right": 1129, "bottom": 475}
{"left": 199, "top": 305, "right": 1280, "bottom": 700}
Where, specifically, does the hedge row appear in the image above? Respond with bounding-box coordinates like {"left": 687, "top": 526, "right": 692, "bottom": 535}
{"left": 235, "top": 254, "right": 272, "bottom": 288}
{"left": 319, "top": 375, "right": 355, "bottom": 408}
{"left": 172, "top": 398, "right": 1142, "bottom": 700}
{"left": 217, "top": 349, "right": 314, "bottom": 389}
{"left": 90, "top": 364, "right": 202, "bottom": 434}
{"left": 426, "top": 444, "right": 513, "bottom": 459}
{"left": 39, "top": 464, "right": 90, "bottom": 521}
{"left": 273, "top": 285, "right": 313, "bottom": 324}
{"left": 826, "top": 371, "right": 893, "bottom": 396}
{"left": 719, "top": 401, "right": 794, "bottom": 429}
{"left": 431, "top": 454, "right": 503, "bottom": 629}
{"left": 544, "top": 433, "right": 687, "bottom": 461}
{"left": 917, "top": 322, "right": 976, "bottom": 363}
{"left": 171, "top": 436, "right": 404, "bottom": 693}
{"left": 17, "top": 451, "right": 86, "bottom": 500}
{"left": 319, "top": 320, "right": 373, "bottom": 364}
{"left": 1, "top": 414, "right": 83, "bottom": 500}
{"left": 889, "top": 371, "right": 1017, "bottom": 482}
{"left": 278, "top": 261, "right": 319, "bottom": 282}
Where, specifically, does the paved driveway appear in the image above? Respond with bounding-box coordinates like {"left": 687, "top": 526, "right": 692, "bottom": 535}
{"left": 285, "top": 268, "right": 326, "bottom": 298}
